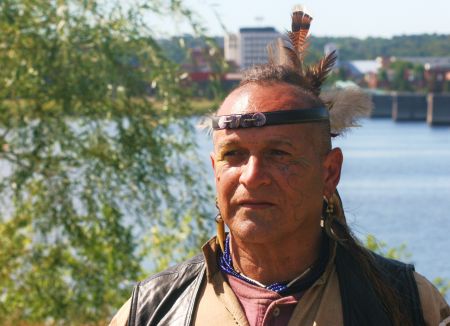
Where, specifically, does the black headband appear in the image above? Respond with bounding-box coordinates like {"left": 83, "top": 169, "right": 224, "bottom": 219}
{"left": 211, "top": 107, "right": 329, "bottom": 130}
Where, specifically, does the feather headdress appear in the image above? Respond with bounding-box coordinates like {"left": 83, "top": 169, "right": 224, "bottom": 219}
{"left": 199, "top": 5, "right": 372, "bottom": 136}
{"left": 268, "top": 5, "right": 372, "bottom": 135}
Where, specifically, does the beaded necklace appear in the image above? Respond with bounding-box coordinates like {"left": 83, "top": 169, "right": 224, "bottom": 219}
{"left": 218, "top": 234, "right": 330, "bottom": 296}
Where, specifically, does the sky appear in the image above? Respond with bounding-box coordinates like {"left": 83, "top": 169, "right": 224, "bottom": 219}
{"left": 175, "top": 0, "right": 450, "bottom": 38}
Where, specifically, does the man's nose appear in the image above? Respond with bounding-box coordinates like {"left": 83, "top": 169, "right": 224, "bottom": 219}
{"left": 239, "top": 155, "right": 271, "bottom": 189}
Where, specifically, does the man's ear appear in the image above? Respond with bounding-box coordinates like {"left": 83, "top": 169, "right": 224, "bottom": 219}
{"left": 322, "top": 148, "right": 343, "bottom": 199}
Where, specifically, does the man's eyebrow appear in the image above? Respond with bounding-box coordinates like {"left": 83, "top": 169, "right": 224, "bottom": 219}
{"left": 216, "top": 140, "right": 240, "bottom": 151}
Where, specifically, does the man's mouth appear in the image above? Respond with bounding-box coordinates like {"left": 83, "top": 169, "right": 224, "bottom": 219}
{"left": 237, "top": 200, "right": 275, "bottom": 209}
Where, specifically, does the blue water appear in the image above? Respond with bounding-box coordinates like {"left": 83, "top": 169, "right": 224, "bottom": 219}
{"left": 195, "top": 118, "right": 450, "bottom": 282}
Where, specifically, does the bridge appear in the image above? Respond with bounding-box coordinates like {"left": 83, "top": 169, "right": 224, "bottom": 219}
{"left": 370, "top": 93, "right": 450, "bottom": 125}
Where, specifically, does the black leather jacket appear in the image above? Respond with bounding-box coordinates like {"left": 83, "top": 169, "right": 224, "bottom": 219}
{"left": 127, "top": 254, "right": 205, "bottom": 326}
{"left": 127, "top": 244, "right": 424, "bottom": 326}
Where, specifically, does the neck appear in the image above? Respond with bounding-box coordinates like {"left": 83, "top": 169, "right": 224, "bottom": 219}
{"left": 229, "top": 226, "right": 323, "bottom": 285}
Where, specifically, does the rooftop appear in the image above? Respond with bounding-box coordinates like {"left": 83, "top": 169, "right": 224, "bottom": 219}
{"left": 239, "top": 27, "right": 277, "bottom": 33}
{"left": 399, "top": 57, "right": 450, "bottom": 69}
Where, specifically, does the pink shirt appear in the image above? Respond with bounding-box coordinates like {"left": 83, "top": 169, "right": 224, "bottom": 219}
{"left": 225, "top": 273, "right": 303, "bottom": 326}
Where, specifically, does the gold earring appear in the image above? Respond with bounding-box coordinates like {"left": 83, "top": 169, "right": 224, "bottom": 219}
{"left": 322, "top": 195, "right": 334, "bottom": 227}
{"left": 326, "top": 197, "right": 334, "bottom": 216}
{"left": 215, "top": 198, "right": 225, "bottom": 252}
{"left": 322, "top": 195, "right": 336, "bottom": 238}
{"left": 215, "top": 215, "right": 225, "bottom": 252}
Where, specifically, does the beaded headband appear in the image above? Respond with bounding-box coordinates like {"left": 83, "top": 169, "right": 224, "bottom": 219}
{"left": 211, "top": 107, "right": 329, "bottom": 130}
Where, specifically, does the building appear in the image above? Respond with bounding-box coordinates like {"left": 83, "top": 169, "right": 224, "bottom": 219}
{"left": 225, "top": 27, "right": 281, "bottom": 70}
{"left": 224, "top": 34, "right": 239, "bottom": 67}
{"left": 403, "top": 57, "right": 450, "bottom": 92}
{"left": 366, "top": 56, "right": 450, "bottom": 92}
{"left": 337, "top": 59, "right": 379, "bottom": 88}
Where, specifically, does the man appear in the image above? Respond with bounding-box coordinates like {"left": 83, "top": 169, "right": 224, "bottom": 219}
{"left": 111, "top": 8, "right": 450, "bottom": 326}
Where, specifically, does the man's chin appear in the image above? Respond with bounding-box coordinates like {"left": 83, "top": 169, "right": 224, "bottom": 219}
{"left": 235, "top": 206, "right": 277, "bottom": 219}
{"left": 230, "top": 221, "right": 282, "bottom": 244}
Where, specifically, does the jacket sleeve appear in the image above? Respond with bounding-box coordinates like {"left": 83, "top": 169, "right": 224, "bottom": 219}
{"left": 108, "top": 298, "right": 131, "bottom": 326}
{"left": 414, "top": 272, "right": 450, "bottom": 325}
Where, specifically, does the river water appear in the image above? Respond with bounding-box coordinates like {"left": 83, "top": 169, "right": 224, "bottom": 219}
{"left": 195, "top": 118, "right": 450, "bottom": 282}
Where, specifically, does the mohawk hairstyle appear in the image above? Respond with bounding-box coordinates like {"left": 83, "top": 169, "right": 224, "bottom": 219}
{"left": 266, "top": 5, "right": 372, "bottom": 136}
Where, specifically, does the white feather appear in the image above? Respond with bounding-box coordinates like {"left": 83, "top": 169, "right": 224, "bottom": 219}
{"left": 320, "top": 88, "right": 373, "bottom": 135}
{"left": 292, "top": 4, "right": 312, "bottom": 17}
{"left": 197, "top": 115, "right": 214, "bottom": 135}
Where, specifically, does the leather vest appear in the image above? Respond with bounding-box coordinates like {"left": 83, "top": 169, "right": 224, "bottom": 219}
{"left": 335, "top": 245, "right": 425, "bottom": 326}
{"left": 127, "top": 244, "right": 424, "bottom": 326}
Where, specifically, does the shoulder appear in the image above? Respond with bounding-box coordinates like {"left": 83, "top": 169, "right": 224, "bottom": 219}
{"left": 128, "top": 254, "right": 206, "bottom": 325}
{"left": 138, "top": 254, "right": 205, "bottom": 287}
{"left": 132, "top": 254, "right": 205, "bottom": 305}
{"left": 109, "top": 255, "right": 206, "bottom": 326}
{"left": 413, "top": 272, "right": 450, "bottom": 325}
{"left": 370, "top": 251, "right": 415, "bottom": 273}
{"left": 371, "top": 252, "right": 450, "bottom": 323}
{"left": 109, "top": 298, "right": 131, "bottom": 326}
{"left": 363, "top": 252, "right": 450, "bottom": 324}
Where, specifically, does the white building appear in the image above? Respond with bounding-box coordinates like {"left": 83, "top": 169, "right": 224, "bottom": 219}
{"left": 225, "top": 27, "right": 281, "bottom": 70}
{"left": 224, "top": 33, "right": 240, "bottom": 67}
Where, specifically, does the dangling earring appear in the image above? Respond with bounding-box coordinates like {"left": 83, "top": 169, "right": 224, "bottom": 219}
{"left": 215, "top": 199, "right": 225, "bottom": 252}
{"left": 322, "top": 195, "right": 335, "bottom": 237}
{"left": 326, "top": 197, "right": 334, "bottom": 216}
{"left": 322, "top": 195, "right": 334, "bottom": 226}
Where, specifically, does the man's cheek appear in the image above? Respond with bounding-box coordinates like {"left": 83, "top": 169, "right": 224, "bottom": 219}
{"left": 216, "top": 165, "right": 240, "bottom": 183}
{"left": 286, "top": 171, "right": 307, "bottom": 192}
{"left": 292, "top": 191, "right": 306, "bottom": 221}
{"left": 274, "top": 160, "right": 311, "bottom": 193}
{"left": 214, "top": 162, "right": 227, "bottom": 182}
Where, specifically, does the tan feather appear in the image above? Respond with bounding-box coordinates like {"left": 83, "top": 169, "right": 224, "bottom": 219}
{"left": 282, "top": 46, "right": 301, "bottom": 70}
{"left": 273, "top": 38, "right": 300, "bottom": 69}
{"left": 290, "top": 10, "right": 312, "bottom": 56}
{"left": 305, "top": 50, "right": 337, "bottom": 96}
{"left": 279, "top": 8, "right": 313, "bottom": 76}
{"left": 267, "top": 43, "right": 275, "bottom": 65}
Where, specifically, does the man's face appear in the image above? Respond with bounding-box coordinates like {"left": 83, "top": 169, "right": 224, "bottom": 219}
{"left": 211, "top": 83, "right": 342, "bottom": 244}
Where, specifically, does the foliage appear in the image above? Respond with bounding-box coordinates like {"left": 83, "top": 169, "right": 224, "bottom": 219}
{"left": 390, "top": 61, "right": 414, "bottom": 92}
{"left": 0, "top": 0, "right": 214, "bottom": 324}
{"left": 159, "top": 34, "right": 450, "bottom": 65}
{"left": 364, "top": 235, "right": 449, "bottom": 299}
{"left": 159, "top": 35, "right": 224, "bottom": 65}
{"left": 160, "top": 34, "right": 232, "bottom": 99}
{"left": 433, "top": 278, "right": 450, "bottom": 299}
{"left": 374, "top": 60, "right": 426, "bottom": 92}
{"left": 364, "top": 234, "right": 411, "bottom": 261}
{"left": 308, "top": 34, "right": 450, "bottom": 61}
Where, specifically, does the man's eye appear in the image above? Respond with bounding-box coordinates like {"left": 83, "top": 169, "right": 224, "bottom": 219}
{"left": 269, "top": 149, "right": 289, "bottom": 156}
{"left": 222, "top": 150, "right": 246, "bottom": 161}
{"left": 223, "top": 150, "right": 239, "bottom": 157}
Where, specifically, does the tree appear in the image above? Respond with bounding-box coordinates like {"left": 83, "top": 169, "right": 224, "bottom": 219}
{"left": 309, "top": 34, "right": 450, "bottom": 61}
{"left": 0, "top": 0, "right": 212, "bottom": 324}
{"left": 391, "top": 61, "right": 414, "bottom": 92}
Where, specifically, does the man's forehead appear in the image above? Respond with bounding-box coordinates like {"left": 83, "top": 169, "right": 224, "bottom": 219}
{"left": 217, "top": 83, "right": 312, "bottom": 116}
{"left": 212, "top": 120, "right": 313, "bottom": 149}
{"left": 213, "top": 128, "right": 299, "bottom": 146}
